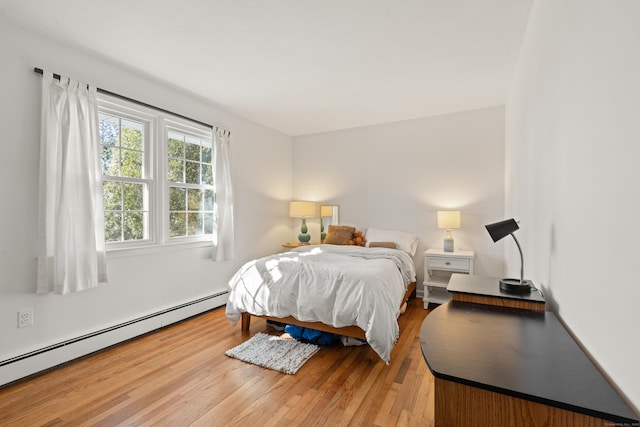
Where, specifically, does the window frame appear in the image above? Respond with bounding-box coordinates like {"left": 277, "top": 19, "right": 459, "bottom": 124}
{"left": 97, "top": 95, "right": 215, "bottom": 256}
{"left": 162, "top": 119, "right": 216, "bottom": 244}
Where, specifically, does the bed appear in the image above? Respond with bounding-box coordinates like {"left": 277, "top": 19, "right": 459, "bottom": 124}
{"left": 226, "top": 228, "right": 418, "bottom": 363}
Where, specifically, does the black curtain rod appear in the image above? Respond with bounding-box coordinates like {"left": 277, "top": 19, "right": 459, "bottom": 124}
{"left": 33, "top": 67, "right": 220, "bottom": 131}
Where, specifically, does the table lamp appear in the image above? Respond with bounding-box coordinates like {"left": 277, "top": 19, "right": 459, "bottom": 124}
{"left": 485, "top": 218, "right": 533, "bottom": 293}
{"left": 437, "top": 210, "right": 460, "bottom": 252}
{"left": 289, "top": 201, "right": 316, "bottom": 244}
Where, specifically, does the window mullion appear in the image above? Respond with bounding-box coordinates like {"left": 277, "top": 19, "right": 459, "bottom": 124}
{"left": 156, "top": 116, "right": 167, "bottom": 244}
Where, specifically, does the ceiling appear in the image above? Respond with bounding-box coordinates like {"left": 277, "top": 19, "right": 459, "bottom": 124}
{"left": 1, "top": 0, "right": 533, "bottom": 136}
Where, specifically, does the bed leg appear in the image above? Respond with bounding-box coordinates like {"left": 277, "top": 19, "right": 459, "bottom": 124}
{"left": 241, "top": 312, "right": 251, "bottom": 331}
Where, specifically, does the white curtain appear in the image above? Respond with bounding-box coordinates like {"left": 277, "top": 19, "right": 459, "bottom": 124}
{"left": 213, "top": 128, "right": 235, "bottom": 261}
{"left": 37, "top": 71, "right": 108, "bottom": 294}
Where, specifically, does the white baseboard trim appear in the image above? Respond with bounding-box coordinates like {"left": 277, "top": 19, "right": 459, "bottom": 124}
{"left": 0, "top": 292, "right": 228, "bottom": 387}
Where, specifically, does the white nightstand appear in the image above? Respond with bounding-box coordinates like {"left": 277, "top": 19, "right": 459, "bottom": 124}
{"left": 423, "top": 248, "right": 474, "bottom": 308}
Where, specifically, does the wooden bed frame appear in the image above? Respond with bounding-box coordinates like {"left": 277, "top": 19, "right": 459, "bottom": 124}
{"left": 240, "top": 281, "right": 417, "bottom": 340}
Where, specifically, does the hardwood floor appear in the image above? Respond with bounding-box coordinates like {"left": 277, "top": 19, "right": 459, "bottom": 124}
{"left": 0, "top": 298, "right": 435, "bottom": 426}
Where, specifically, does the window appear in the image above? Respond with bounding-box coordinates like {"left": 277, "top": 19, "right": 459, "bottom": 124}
{"left": 97, "top": 96, "right": 215, "bottom": 251}
{"left": 166, "top": 128, "right": 215, "bottom": 239}
{"left": 99, "top": 112, "right": 150, "bottom": 243}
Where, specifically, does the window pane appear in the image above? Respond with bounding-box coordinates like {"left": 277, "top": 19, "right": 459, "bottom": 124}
{"left": 185, "top": 161, "right": 200, "bottom": 184}
{"left": 168, "top": 137, "right": 184, "bottom": 159}
{"left": 170, "top": 212, "right": 186, "bottom": 237}
{"left": 101, "top": 144, "right": 119, "bottom": 176}
{"left": 103, "top": 181, "right": 122, "bottom": 211}
{"left": 121, "top": 149, "right": 142, "bottom": 178}
{"left": 187, "top": 188, "right": 202, "bottom": 211}
{"left": 121, "top": 120, "right": 143, "bottom": 150}
{"left": 105, "top": 212, "right": 122, "bottom": 242}
{"left": 99, "top": 114, "right": 119, "bottom": 146}
{"left": 185, "top": 142, "right": 200, "bottom": 161}
{"left": 204, "top": 190, "right": 214, "bottom": 211}
{"left": 169, "top": 187, "right": 186, "bottom": 211}
{"left": 168, "top": 159, "right": 184, "bottom": 183}
{"left": 202, "top": 145, "right": 212, "bottom": 164}
{"left": 124, "top": 212, "right": 144, "bottom": 240}
{"left": 201, "top": 164, "right": 213, "bottom": 185}
{"left": 124, "top": 182, "right": 144, "bottom": 211}
{"left": 204, "top": 212, "right": 214, "bottom": 234}
{"left": 187, "top": 212, "right": 203, "bottom": 235}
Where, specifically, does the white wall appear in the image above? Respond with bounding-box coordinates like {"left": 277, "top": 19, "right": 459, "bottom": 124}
{"left": 0, "top": 16, "right": 293, "bottom": 374}
{"left": 506, "top": 0, "right": 640, "bottom": 412}
{"left": 292, "top": 107, "right": 507, "bottom": 286}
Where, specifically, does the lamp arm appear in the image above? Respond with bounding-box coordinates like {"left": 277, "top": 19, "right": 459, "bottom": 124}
{"left": 510, "top": 233, "right": 524, "bottom": 285}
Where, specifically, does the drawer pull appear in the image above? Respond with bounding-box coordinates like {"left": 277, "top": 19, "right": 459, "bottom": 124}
{"left": 445, "top": 261, "right": 450, "bottom": 265}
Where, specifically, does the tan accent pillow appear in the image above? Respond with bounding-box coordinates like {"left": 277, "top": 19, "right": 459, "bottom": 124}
{"left": 324, "top": 225, "right": 356, "bottom": 245}
{"left": 369, "top": 241, "right": 396, "bottom": 249}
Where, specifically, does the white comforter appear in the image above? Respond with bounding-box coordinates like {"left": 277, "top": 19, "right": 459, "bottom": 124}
{"left": 225, "top": 245, "right": 416, "bottom": 363}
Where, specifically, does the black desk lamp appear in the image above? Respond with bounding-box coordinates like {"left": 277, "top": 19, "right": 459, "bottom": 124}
{"left": 485, "top": 218, "right": 533, "bottom": 293}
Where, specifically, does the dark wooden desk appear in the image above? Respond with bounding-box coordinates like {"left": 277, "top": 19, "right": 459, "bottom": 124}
{"left": 421, "top": 301, "right": 639, "bottom": 427}
{"left": 448, "top": 273, "right": 546, "bottom": 312}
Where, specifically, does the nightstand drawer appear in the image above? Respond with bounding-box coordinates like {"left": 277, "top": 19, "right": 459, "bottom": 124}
{"left": 427, "top": 256, "right": 470, "bottom": 271}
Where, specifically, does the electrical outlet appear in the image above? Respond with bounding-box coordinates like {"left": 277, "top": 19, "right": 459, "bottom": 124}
{"left": 18, "top": 308, "right": 34, "bottom": 328}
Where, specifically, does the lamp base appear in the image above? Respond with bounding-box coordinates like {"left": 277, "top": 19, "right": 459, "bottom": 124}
{"left": 298, "top": 234, "right": 311, "bottom": 244}
{"left": 443, "top": 238, "right": 454, "bottom": 252}
{"left": 499, "top": 278, "right": 533, "bottom": 294}
{"left": 298, "top": 218, "right": 311, "bottom": 244}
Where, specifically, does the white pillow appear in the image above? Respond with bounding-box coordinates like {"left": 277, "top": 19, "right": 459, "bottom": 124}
{"left": 365, "top": 227, "right": 418, "bottom": 256}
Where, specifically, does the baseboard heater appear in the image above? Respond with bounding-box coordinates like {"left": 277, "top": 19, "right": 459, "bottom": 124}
{"left": 0, "top": 291, "right": 228, "bottom": 386}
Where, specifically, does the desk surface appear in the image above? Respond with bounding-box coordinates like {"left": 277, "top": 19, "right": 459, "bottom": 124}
{"left": 420, "top": 302, "right": 638, "bottom": 424}
{"left": 448, "top": 273, "right": 545, "bottom": 303}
